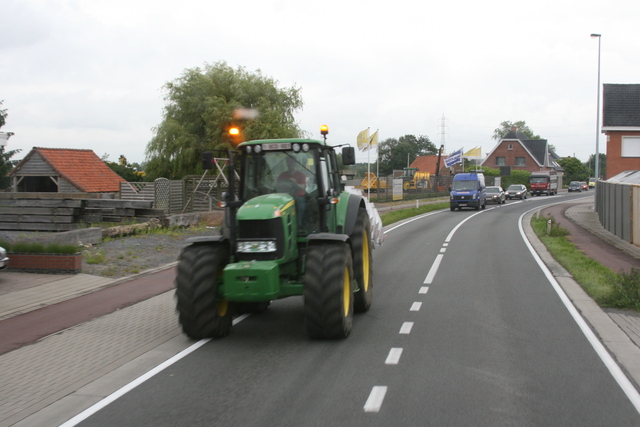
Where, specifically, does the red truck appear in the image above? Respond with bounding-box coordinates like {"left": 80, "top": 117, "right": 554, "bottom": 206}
{"left": 529, "top": 171, "right": 558, "bottom": 196}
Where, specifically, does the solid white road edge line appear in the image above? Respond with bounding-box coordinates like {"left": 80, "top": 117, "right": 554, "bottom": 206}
{"left": 518, "top": 209, "right": 640, "bottom": 415}
{"left": 384, "top": 210, "right": 445, "bottom": 235}
{"left": 58, "top": 313, "right": 252, "bottom": 427}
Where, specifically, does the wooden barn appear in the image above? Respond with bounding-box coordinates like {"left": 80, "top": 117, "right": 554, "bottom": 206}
{"left": 9, "top": 147, "right": 125, "bottom": 195}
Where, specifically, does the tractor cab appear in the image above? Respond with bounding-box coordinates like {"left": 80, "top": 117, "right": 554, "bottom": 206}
{"left": 238, "top": 139, "right": 344, "bottom": 236}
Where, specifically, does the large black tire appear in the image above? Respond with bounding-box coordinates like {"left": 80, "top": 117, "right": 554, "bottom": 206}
{"left": 175, "top": 244, "right": 233, "bottom": 339}
{"left": 304, "top": 243, "right": 354, "bottom": 339}
{"left": 351, "top": 208, "right": 373, "bottom": 313}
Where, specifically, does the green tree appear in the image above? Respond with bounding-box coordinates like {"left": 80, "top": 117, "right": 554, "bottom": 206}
{"left": 0, "top": 101, "right": 21, "bottom": 190}
{"left": 558, "top": 157, "right": 590, "bottom": 182}
{"left": 145, "top": 61, "right": 303, "bottom": 180}
{"left": 586, "top": 153, "right": 606, "bottom": 179}
{"left": 492, "top": 120, "right": 541, "bottom": 141}
{"left": 105, "top": 162, "right": 145, "bottom": 182}
{"left": 378, "top": 134, "right": 437, "bottom": 175}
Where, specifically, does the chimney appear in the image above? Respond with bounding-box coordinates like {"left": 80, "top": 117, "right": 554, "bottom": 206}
{"left": 510, "top": 126, "right": 518, "bottom": 132}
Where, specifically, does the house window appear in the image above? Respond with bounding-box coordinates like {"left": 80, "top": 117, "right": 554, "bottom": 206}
{"left": 496, "top": 157, "right": 506, "bottom": 166}
{"left": 621, "top": 137, "right": 640, "bottom": 157}
{"left": 515, "top": 157, "right": 526, "bottom": 166}
{"left": 507, "top": 144, "right": 513, "bottom": 150}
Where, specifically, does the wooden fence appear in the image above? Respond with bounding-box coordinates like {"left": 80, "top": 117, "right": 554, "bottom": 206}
{"left": 0, "top": 197, "right": 164, "bottom": 232}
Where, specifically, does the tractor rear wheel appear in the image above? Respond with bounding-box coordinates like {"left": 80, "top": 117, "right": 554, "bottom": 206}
{"left": 351, "top": 208, "right": 373, "bottom": 313}
{"left": 175, "top": 244, "right": 233, "bottom": 339}
{"left": 304, "top": 242, "right": 354, "bottom": 339}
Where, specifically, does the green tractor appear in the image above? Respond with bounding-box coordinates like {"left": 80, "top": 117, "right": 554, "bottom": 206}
{"left": 175, "top": 135, "right": 374, "bottom": 339}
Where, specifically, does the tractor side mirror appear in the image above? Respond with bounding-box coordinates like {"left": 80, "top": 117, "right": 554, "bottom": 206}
{"left": 342, "top": 147, "right": 356, "bottom": 165}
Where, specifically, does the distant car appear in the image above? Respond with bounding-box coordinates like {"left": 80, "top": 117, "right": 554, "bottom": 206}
{"left": 589, "top": 177, "right": 597, "bottom": 188}
{"left": 505, "top": 184, "right": 527, "bottom": 200}
{"left": 485, "top": 186, "right": 506, "bottom": 204}
{"left": 0, "top": 246, "right": 8, "bottom": 270}
{"left": 568, "top": 181, "right": 582, "bottom": 192}
{"left": 580, "top": 181, "right": 589, "bottom": 191}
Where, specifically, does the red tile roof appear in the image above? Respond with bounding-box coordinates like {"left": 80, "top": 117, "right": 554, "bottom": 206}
{"left": 16, "top": 148, "right": 126, "bottom": 193}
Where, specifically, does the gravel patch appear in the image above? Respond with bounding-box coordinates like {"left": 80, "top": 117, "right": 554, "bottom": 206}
{"left": 81, "top": 227, "right": 221, "bottom": 278}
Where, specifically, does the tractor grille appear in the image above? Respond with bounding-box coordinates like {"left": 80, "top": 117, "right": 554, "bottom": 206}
{"left": 236, "top": 218, "right": 285, "bottom": 261}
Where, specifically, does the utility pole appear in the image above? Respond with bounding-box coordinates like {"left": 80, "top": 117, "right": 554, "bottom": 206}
{"left": 436, "top": 114, "right": 448, "bottom": 184}
{"left": 437, "top": 114, "right": 448, "bottom": 155}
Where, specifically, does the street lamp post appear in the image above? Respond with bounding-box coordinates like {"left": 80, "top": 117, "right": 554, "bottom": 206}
{"left": 591, "top": 33, "right": 601, "bottom": 180}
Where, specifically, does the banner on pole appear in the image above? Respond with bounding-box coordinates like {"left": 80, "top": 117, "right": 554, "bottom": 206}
{"left": 463, "top": 147, "right": 481, "bottom": 158}
{"left": 357, "top": 129, "right": 370, "bottom": 152}
{"left": 444, "top": 148, "right": 463, "bottom": 168}
{"left": 368, "top": 130, "right": 378, "bottom": 150}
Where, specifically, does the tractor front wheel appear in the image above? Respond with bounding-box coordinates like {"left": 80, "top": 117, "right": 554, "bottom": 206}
{"left": 351, "top": 208, "right": 373, "bottom": 313}
{"left": 175, "top": 244, "right": 233, "bottom": 339}
{"left": 304, "top": 242, "right": 354, "bottom": 339}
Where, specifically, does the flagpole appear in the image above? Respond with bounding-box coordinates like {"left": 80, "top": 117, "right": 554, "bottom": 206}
{"left": 367, "top": 137, "right": 370, "bottom": 202}
{"left": 376, "top": 130, "right": 379, "bottom": 202}
{"left": 366, "top": 127, "right": 370, "bottom": 201}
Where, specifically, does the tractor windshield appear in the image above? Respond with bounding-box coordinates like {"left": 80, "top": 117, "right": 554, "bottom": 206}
{"left": 242, "top": 151, "right": 317, "bottom": 199}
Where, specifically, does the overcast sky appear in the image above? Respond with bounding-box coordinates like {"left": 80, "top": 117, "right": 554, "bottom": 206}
{"left": 2, "top": 0, "right": 639, "bottom": 166}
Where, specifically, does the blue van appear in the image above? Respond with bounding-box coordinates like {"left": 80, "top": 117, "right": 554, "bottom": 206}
{"left": 449, "top": 173, "right": 486, "bottom": 211}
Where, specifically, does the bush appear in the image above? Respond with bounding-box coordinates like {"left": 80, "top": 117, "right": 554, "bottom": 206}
{"left": 605, "top": 269, "right": 640, "bottom": 311}
{"left": 5, "top": 241, "right": 81, "bottom": 254}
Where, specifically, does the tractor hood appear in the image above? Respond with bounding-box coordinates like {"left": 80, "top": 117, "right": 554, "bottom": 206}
{"left": 237, "top": 193, "right": 296, "bottom": 220}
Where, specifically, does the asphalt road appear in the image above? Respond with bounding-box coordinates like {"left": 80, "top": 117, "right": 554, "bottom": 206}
{"left": 72, "top": 192, "right": 640, "bottom": 426}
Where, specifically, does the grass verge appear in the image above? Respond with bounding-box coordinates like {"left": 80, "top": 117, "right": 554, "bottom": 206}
{"left": 531, "top": 214, "right": 640, "bottom": 312}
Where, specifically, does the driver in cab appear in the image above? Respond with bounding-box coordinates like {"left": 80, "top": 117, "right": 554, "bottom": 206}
{"left": 278, "top": 156, "right": 307, "bottom": 229}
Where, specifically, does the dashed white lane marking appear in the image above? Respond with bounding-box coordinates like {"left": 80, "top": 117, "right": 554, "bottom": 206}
{"left": 385, "top": 348, "right": 403, "bottom": 365}
{"left": 400, "top": 322, "right": 414, "bottom": 334}
{"left": 364, "top": 386, "right": 388, "bottom": 412}
{"left": 424, "top": 254, "right": 443, "bottom": 284}
{"left": 410, "top": 302, "right": 422, "bottom": 311}
{"left": 439, "top": 247, "right": 446, "bottom": 253}
{"left": 419, "top": 286, "right": 429, "bottom": 294}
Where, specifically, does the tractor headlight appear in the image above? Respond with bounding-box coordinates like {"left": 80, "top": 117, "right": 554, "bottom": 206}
{"left": 237, "top": 240, "right": 277, "bottom": 253}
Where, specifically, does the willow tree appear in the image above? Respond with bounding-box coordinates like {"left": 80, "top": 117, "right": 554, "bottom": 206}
{"left": 145, "top": 61, "right": 303, "bottom": 179}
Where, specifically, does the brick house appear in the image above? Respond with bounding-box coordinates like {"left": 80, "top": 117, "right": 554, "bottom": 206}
{"left": 602, "top": 84, "right": 640, "bottom": 179}
{"left": 9, "top": 147, "right": 125, "bottom": 194}
{"left": 482, "top": 127, "right": 562, "bottom": 173}
{"left": 409, "top": 154, "right": 463, "bottom": 176}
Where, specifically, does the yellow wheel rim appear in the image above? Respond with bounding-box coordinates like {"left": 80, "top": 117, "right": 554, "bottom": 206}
{"left": 362, "top": 230, "right": 370, "bottom": 292}
{"left": 343, "top": 266, "right": 351, "bottom": 316}
{"left": 217, "top": 298, "right": 229, "bottom": 317}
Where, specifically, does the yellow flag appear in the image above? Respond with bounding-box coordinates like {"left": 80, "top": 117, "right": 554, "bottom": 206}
{"left": 368, "top": 130, "right": 378, "bottom": 149}
{"left": 357, "top": 128, "right": 369, "bottom": 152}
{"left": 464, "top": 147, "right": 481, "bottom": 157}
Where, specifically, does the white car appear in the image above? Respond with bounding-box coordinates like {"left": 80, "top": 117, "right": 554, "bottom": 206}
{"left": 505, "top": 184, "right": 528, "bottom": 200}
{"left": 0, "top": 246, "right": 8, "bottom": 270}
